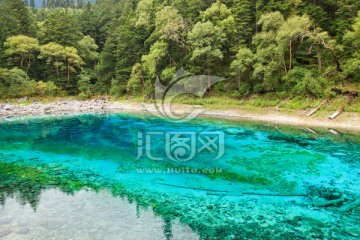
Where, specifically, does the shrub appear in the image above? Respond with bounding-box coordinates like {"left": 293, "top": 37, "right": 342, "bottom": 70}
{"left": 127, "top": 63, "right": 144, "bottom": 95}
{"left": 0, "top": 68, "right": 37, "bottom": 98}
{"left": 36, "top": 81, "right": 60, "bottom": 97}
{"left": 283, "top": 67, "right": 327, "bottom": 97}
{"left": 78, "top": 74, "right": 92, "bottom": 99}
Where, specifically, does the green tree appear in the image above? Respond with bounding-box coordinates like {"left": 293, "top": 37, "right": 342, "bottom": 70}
{"left": 283, "top": 67, "right": 327, "bottom": 97}
{"left": 344, "top": 12, "right": 360, "bottom": 81}
{"left": 78, "top": 0, "right": 84, "bottom": 9}
{"left": 276, "top": 15, "right": 312, "bottom": 72}
{"left": 77, "top": 36, "right": 99, "bottom": 67}
{"left": 30, "top": 0, "right": 35, "bottom": 8}
{"left": 63, "top": 47, "right": 84, "bottom": 85}
{"left": 126, "top": 63, "right": 144, "bottom": 95}
{"left": 188, "top": 21, "right": 226, "bottom": 75}
{"left": 201, "top": 1, "right": 236, "bottom": 37}
{"left": 141, "top": 41, "right": 168, "bottom": 78}
{"left": 4, "top": 35, "right": 40, "bottom": 72}
{"left": 78, "top": 73, "right": 92, "bottom": 99}
{"left": 0, "top": 0, "right": 32, "bottom": 64}
{"left": 230, "top": 48, "right": 254, "bottom": 92}
{"left": 252, "top": 12, "right": 285, "bottom": 91}
{"left": 42, "top": 10, "right": 83, "bottom": 46}
{"left": 39, "top": 42, "right": 66, "bottom": 79}
{"left": 0, "top": 68, "right": 36, "bottom": 98}
{"left": 135, "top": 0, "right": 156, "bottom": 29}
{"left": 150, "top": 6, "right": 186, "bottom": 44}
{"left": 39, "top": 43, "right": 84, "bottom": 87}
{"left": 228, "top": 0, "right": 254, "bottom": 46}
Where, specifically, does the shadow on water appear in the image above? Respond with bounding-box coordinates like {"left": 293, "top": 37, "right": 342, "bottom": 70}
{"left": 0, "top": 162, "right": 197, "bottom": 240}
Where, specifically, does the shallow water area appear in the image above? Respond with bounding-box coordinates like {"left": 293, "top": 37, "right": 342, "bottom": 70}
{"left": 0, "top": 189, "right": 198, "bottom": 240}
{"left": 0, "top": 113, "right": 359, "bottom": 239}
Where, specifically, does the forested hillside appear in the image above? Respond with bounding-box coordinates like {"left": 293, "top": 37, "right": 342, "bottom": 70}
{"left": 1, "top": 0, "right": 360, "bottom": 101}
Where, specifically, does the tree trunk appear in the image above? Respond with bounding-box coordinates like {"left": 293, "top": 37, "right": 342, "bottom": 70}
{"left": 20, "top": 55, "right": 24, "bottom": 68}
{"left": 289, "top": 40, "right": 293, "bottom": 71}
{"left": 237, "top": 74, "right": 242, "bottom": 91}
{"left": 329, "top": 49, "right": 342, "bottom": 72}
{"left": 67, "top": 60, "right": 70, "bottom": 84}
{"left": 317, "top": 45, "right": 322, "bottom": 73}
{"left": 282, "top": 54, "right": 288, "bottom": 75}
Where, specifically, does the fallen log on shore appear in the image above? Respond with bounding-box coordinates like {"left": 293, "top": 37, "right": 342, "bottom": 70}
{"left": 273, "top": 97, "right": 292, "bottom": 110}
{"left": 329, "top": 93, "right": 357, "bottom": 120}
{"left": 307, "top": 98, "right": 330, "bottom": 117}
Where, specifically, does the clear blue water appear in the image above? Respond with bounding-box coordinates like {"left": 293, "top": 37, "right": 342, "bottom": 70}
{"left": 0, "top": 113, "right": 359, "bottom": 239}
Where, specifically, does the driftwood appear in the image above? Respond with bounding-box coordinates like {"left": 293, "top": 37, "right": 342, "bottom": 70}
{"left": 329, "top": 129, "right": 341, "bottom": 136}
{"left": 338, "top": 198, "right": 360, "bottom": 212}
{"left": 302, "top": 108, "right": 311, "bottom": 114}
{"left": 329, "top": 94, "right": 356, "bottom": 120}
{"left": 208, "top": 191, "right": 308, "bottom": 197}
{"left": 304, "top": 128, "right": 318, "bottom": 135}
{"left": 273, "top": 97, "right": 292, "bottom": 110}
{"left": 155, "top": 182, "right": 232, "bottom": 193}
{"left": 154, "top": 182, "right": 307, "bottom": 197}
{"left": 313, "top": 197, "right": 347, "bottom": 207}
{"left": 307, "top": 98, "right": 330, "bottom": 117}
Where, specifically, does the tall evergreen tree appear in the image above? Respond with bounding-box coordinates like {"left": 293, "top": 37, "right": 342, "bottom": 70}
{"left": 30, "top": 0, "right": 35, "bottom": 8}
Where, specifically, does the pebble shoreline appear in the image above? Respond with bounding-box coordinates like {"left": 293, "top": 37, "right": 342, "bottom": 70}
{"left": 1, "top": 98, "right": 360, "bottom": 132}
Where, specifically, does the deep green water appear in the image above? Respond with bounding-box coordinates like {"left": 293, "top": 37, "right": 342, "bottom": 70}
{"left": 0, "top": 113, "right": 359, "bottom": 239}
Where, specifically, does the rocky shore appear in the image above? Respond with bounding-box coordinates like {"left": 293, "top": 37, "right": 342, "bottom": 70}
{"left": 1, "top": 98, "right": 360, "bottom": 132}
{"left": 0, "top": 98, "right": 113, "bottom": 116}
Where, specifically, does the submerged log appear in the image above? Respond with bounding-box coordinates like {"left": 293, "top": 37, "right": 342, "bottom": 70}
{"left": 338, "top": 198, "right": 360, "bottom": 212}
{"left": 307, "top": 98, "right": 330, "bottom": 117}
{"left": 329, "top": 93, "right": 357, "bottom": 120}
{"left": 312, "top": 197, "right": 347, "bottom": 207}
{"left": 156, "top": 182, "right": 307, "bottom": 197}
{"left": 329, "top": 129, "right": 341, "bottom": 136}
{"left": 304, "top": 128, "right": 318, "bottom": 135}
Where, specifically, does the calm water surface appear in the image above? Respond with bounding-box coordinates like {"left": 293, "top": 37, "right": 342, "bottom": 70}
{"left": 0, "top": 113, "right": 359, "bottom": 239}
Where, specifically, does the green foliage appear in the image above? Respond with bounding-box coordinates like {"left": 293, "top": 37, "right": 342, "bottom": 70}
{"left": 77, "top": 35, "right": 99, "bottom": 66}
{"left": 36, "top": 81, "right": 60, "bottom": 96}
{"left": 4, "top": 35, "right": 40, "bottom": 71}
{"left": 188, "top": 21, "right": 226, "bottom": 74}
{"left": 135, "top": 0, "right": 155, "bottom": 28}
{"left": 0, "top": 68, "right": 36, "bottom": 98}
{"left": 230, "top": 48, "right": 254, "bottom": 93}
{"left": 38, "top": 42, "right": 67, "bottom": 75}
{"left": 0, "top": 0, "right": 359, "bottom": 102}
{"left": 141, "top": 41, "right": 168, "bottom": 78}
{"left": 110, "top": 78, "right": 126, "bottom": 97}
{"left": 151, "top": 6, "right": 186, "bottom": 43}
{"left": 78, "top": 73, "right": 92, "bottom": 99}
{"left": 201, "top": 1, "right": 236, "bottom": 37}
{"left": 344, "top": 12, "right": 360, "bottom": 81}
{"left": 42, "top": 10, "right": 83, "bottom": 46}
{"left": 283, "top": 67, "right": 327, "bottom": 97}
{"left": 126, "top": 63, "right": 144, "bottom": 95}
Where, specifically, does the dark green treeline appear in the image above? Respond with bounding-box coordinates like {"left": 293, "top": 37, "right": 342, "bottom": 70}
{"left": 1, "top": 0, "right": 360, "bottom": 99}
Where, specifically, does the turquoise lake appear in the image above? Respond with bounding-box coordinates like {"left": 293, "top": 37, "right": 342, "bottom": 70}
{"left": 0, "top": 113, "right": 359, "bottom": 239}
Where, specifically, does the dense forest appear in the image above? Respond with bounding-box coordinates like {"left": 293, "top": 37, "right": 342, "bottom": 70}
{"left": 1, "top": 0, "right": 360, "bottom": 100}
